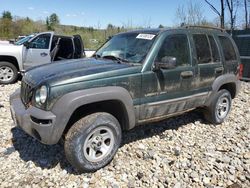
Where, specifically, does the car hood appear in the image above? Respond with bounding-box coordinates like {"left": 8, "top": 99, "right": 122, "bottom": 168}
{"left": 0, "top": 42, "right": 13, "bottom": 46}
{"left": 24, "top": 58, "right": 138, "bottom": 86}
{"left": 0, "top": 43, "right": 22, "bottom": 50}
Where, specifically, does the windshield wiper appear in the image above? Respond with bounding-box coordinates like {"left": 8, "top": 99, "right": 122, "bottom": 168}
{"left": 102, "top": 55, "right": 129, "bottom": 64}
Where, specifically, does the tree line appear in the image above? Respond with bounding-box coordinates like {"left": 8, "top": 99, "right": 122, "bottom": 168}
{"left": 204, "top": 0, "right": 249, "bottom": 33}
{"left": 1, "top": 1, "right": 250, "bottom": 48}
{"left": 176, "top": 0, "right": 250, "bottom": 34}
{"left": 0, "top": 11, "right": 129, "bottom": 49}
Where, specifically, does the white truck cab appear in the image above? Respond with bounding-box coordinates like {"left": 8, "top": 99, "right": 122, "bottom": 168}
{"left": 0, "top": 32, "right": 84, "bottom": 84}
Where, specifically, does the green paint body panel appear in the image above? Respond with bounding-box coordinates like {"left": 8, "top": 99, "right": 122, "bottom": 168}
{"left": 21, "top": 27, "right": 240, "bottom": 126}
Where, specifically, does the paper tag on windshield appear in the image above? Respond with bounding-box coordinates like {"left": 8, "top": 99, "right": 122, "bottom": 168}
{"left": 136, "top": 33, "right": 155, "bottom": 40}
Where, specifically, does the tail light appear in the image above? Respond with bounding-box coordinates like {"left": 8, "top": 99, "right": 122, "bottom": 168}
{"left": 237, "top": 64, "right": 243, "bottom": 79}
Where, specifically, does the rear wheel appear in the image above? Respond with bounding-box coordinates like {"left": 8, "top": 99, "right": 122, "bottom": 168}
{"left": 0, "top": 61, "right": 18, "bottom": 84}
{"left": 64, "top": 112, "right": 122, "bottom": 172}
{"left": 204, "top": 89, "right": 232, "bottom": 124}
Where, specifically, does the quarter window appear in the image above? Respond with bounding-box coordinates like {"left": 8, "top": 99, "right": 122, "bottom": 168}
{"left": 156, "top": 34, "right": 190, "bottom": 67}
{"left": 219, "top": 36, "right": 237, "bottom": 61}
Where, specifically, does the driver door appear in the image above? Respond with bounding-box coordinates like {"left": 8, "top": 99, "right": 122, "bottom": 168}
{"left": 23, "top": 33, "right": 52, "bottom": 69}
{"left": 140, "top": 32, "right": 200, "bottom": 121}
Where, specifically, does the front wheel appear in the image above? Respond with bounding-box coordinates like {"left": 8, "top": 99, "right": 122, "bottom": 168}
{"left": 64, "top": 112, "right": 122, "bottom": 172}
{"left": 204, "top": 89, "right": 232, "bottom": 124}
{"left": 0, "top": 61, "right": 18, "bottom": 84}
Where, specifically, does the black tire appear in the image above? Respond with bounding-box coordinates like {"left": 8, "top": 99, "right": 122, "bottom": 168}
{"left": 64, "top": 112, "right": 122, "bottom": 172}
{"left": 0, "top": 61, "right": 18, "bottom": 84}
{"left": 204, "top": 89, "right": 232, "bottom": 124}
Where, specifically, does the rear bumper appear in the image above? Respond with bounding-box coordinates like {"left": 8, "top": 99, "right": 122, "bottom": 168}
{"left": 10, "top": 89, "right": 57, "bottom": 145}
{"left": 235, "top": 80, "right": 241, "bottom": 97}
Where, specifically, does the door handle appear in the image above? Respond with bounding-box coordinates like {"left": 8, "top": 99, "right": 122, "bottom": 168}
{"left": 40, "top": 52, "right": 48, "bottom": 57}
{"left": 181, "top": 71, "right": 193, "bottom": 78}
{"left": 215, "top": 67, "right": 224, "bottom": 74}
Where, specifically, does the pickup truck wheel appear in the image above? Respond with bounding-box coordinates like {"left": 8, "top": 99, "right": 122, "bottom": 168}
{"left": 64, "top": 112, "right": 122, "bottom": 172}
{"left": 204, "top": 89, "right": 232, "bottom": 124}
{"left": 0, "top": 61, "right": 18, "bottom": 84}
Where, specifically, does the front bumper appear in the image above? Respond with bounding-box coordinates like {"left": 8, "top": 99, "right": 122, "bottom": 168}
{"left": 10, "top": 89, "right": 57, "bottom": 145}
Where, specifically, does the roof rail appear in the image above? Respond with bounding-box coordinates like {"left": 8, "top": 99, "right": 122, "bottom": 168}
{"left": 183, "top": 25, "right": 225, "bottom": 32}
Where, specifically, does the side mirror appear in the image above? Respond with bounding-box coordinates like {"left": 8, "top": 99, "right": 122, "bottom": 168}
{"left": 107, "top": 36, "right": 113, "bottom": 41}
{"left": 23, "top": 41, "right": 30, "bottom": 49}
{"left": 154, "top": 56, "right": 177, "bottom": 70}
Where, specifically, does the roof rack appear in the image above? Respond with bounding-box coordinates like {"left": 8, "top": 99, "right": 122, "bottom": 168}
{"left": 183, "top": 25, "right": 225, "bottom": 32}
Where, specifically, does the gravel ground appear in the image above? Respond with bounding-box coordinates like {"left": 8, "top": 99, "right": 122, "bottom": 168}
{"left": 0, "top": 81, "right": 249, "bottom": 188}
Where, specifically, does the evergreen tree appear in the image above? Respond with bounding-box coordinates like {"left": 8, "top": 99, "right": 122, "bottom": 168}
{"left": 2, "top": 11, "right": 12, "bottom": 20}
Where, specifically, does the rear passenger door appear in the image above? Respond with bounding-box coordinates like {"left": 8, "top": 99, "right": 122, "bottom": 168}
{"left": 192, "top": 34, "right": 223, "bottom": 92}
{"left": 73, "top": 35, "right": 84, "bottom": 58}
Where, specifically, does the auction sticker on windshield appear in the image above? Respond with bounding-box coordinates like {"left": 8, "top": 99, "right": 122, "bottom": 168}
{"left": 136, "top": 33, "right": 155, "bottom": 40}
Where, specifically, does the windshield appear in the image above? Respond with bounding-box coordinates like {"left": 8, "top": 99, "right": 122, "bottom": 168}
{"left": 95, "top": 32, "right": 156, "bottom": 64}
{"left": 15, "top": 35, "right": 34, "bottom": 45}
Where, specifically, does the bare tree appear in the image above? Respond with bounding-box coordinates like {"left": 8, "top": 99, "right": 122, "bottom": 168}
{"left": 244, "top": 0, "right": 249, "bottom": 29}
{"left": 142, "top": 17, "right": 152, "bottom": 28}
{"left": 226, "top": 0, "right": 240, "bottom": 33}
{"left": 176, "top": 1, "right": 206, "bottom": 26}
{"left": 204, "top": 0, "right": 225, "bottom": 28}
{"left": 176, "top": 5, "right": 187, "bottom": 25}
{"left": 249, "top": 0, "right": 250, "bottom": 27}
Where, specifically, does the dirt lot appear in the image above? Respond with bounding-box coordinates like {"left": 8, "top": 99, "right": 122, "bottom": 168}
{"left": 0, "top": 82, "right": 249, "bottom": 188}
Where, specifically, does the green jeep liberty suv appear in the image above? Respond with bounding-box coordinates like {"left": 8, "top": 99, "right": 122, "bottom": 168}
{"left": 10, "top": 26, "right": 241, "bottom": 172}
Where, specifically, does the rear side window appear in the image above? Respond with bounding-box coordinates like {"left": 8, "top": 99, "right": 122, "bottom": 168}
{"left": 193, "top": 34, "right": 211, "bottom": 64}
{"left": 219, "top": 36, "right": 237, "bottom": 61}
{"left": 208, "top": 35, "right": 220, "bottom": 62}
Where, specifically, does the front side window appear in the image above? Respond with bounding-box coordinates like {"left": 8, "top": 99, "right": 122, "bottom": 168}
{"left": 219, "top": 36, "right": 237, "bottom": 61}
{"left": 193, "top": 34, "right": 211, "bottom": 64}
{"left": 95, "top": 33, "right": 156, "bottom": 64}
{"left": 155, "top": 34, "right": 190, "bottom": 67}
{"left": 29, "top": 34, "right": 51, "bottom": 49}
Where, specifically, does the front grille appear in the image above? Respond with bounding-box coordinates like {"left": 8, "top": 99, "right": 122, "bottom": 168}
{"left": 21, "top": 81, "right": 33, "bottom": 108}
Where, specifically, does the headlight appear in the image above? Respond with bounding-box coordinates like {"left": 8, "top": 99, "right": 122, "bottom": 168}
{"left": 35, "top": 85, "right": 48, "bottom": 104}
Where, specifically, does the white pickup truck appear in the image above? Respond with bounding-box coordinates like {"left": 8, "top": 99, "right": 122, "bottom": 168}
{"left": 0, "top": 32, "right": 86, "bottom": 84}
